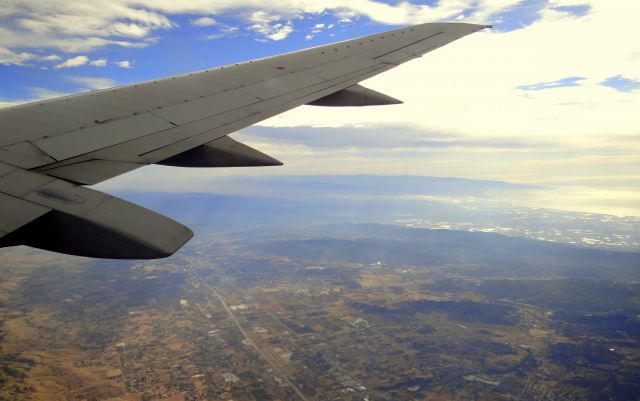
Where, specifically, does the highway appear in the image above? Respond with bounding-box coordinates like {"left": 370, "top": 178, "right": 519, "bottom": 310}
{"left": 188, "top": 268, "right": 311, "bottom": 401}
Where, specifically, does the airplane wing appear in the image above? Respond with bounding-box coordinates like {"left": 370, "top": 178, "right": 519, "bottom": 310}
{"left": 0, "top": 22, "right": 489, "bottom": 259}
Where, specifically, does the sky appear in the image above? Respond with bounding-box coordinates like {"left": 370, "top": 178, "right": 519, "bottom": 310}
{"left": 1, "top": 0, "right": 639, "bottom": 216}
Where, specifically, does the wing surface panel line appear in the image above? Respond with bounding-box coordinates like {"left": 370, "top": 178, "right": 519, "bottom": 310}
{"left": 373, "top": 31, "right": 444, "bottom": 59}
{"left": 37, "top": 61, "right": 391, "bottom": 167}
{"left": 138, "top": 63, "right": 394, "bottom": 161}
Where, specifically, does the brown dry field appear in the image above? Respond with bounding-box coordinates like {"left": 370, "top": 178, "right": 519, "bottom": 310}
{"left": 0, "top": 311, "right": 129, "bottom": 400}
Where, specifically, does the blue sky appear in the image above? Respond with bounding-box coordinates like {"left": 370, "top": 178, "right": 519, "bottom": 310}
{"left": 0, "top": 0, "right": 551, "bottom": 99}
{"left": 1, "top": 0, "right": 639, "bottom": 216}
{"left": 0, "top": 13, "right": 376, "bottom": 98}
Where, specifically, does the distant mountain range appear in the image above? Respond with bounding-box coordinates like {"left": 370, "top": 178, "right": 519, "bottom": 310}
{"left": 112, "top": 174, "right": 639, "bottom": 251}
{"left": 253, "top": 223, "right": 640, "bottom": 281}
{"left": 172, "top": 174, "right": 534, "bottom": 198}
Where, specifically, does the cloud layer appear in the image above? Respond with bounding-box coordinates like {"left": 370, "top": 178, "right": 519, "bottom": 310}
{"left": 266, "top": 1, "right": 640, "bottom": 141}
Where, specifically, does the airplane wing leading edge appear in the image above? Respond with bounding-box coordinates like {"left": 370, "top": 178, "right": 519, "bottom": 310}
{"left": 0, "top": 22, "right": 489, "bottom": 259}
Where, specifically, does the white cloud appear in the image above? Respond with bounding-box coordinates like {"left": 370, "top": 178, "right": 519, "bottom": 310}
{"left": 244, "top": 0, "right": 640, "bottom": 201}
{"left": 0, "top": 0, "right": 524, "bottom": 54}
{"left": 201, "top": 24, "right": 239, "bottom": 40}
{"left": 89, "top": 58, "right": 107, "bottom": 67}
{"left": 0, "top": 3, "right": 174, "bottom": 54}
{"left": 248, "top": 11, "right": 294, "bottom": 41}
{"left": 472, "top": 0, "right": 525, "bottom": 21}
{"left": 267, "top": 1, "right": 640, "bottom": 141}
{"left": 190, "top": 16, "right": 216, "bottom": 27}
{"left": 548, "top": 0, "right": 589, "bottom": 6}
{"left": 54, "top": 55, "right": 88, "bottom": 69}
{"left": 0, "top": 48, "right": 35, "bottom": 65}
{"left": 40, "top": 54, "right": 61, "bottom": 61}
{"left": 0, "top": 87, "right": 67, "bottom": 107}
{"left": 25, "top": 87, "right": 71, "bottom": 100}
{"left": 66, "top": 76, "right": 116, "bottom": 90}
{"left": 308, "top": 22, "right": 326, "bottom": 36}
{"left": 0, "top": 27, "right": 148, "bottom": 54}
{"left": 266, "top": 25, "right": 293, "bottom": 41}
{"left": 13, "top": 4, "right": 174, "bottom": 38}
{"left": 114, "top": 60, "right": 132, "bottom": 68}
{"left": 0, "top": 78, "right": 114, "bottom": 108}
{"left": 202, "top": 33, "right": 226, "bottom": 40}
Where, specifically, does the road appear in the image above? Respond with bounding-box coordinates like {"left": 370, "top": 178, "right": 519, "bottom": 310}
{"left": 188, "top": 268, "right": 312, "bottom": 401}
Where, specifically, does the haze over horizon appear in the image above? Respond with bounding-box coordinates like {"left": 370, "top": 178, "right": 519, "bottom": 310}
{"left": 1, "top": 0, "right": 639, "bottom": 216}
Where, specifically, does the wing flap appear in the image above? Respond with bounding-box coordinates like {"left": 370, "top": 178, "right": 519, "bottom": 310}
{"left": 0, "top": 193, "right": 50, "bottom": 237}
{"left": 0, "top": 142, "right": 56, "bottom": 169}
{"left": 0, "top": 163, "right": 55, "bottom": 196}
{"left": 32, "top": 112, "right": 175, "bottom": 161}
{"left": 41, "top": 160, "right": 144, "bottom": 185}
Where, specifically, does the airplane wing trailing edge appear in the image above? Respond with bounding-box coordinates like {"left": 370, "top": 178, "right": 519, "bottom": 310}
{"left": 0, "top": 22, "right": 489, "bottom": 259}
